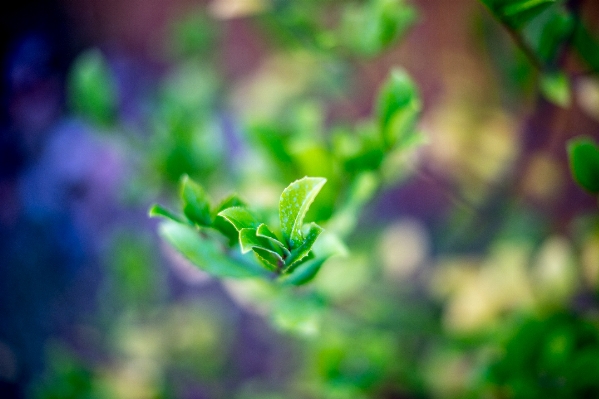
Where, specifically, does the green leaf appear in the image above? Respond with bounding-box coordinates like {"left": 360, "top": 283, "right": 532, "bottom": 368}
{"left": 341, "top": 0, "right": 417, "bottom": 57}
{"left": 376, "top": 69, "right": 421, "bottom": 149}
{"left": 158, "top": 221, "right": 266, "bottom": 278}
{"left": 285, "top": 223, "right": 324, "bottom": 271}
{"left": 567, "top": 137, "right": 599, "bottom": 194}
{"left": 253, "top": 247, "right": 284, "bottom": 272}
{"left": 148, "top": 204, "right": 187, "bottom": 224}
{"left": 279, "top": 257, "right": 328, "bottom": 286}
{"left": 479, "top": 0, "right": 556, "bottom": 28}
{"left": 68, "top": 49, "right": 118, "bottom": 126}
{"left": 214, "top": 193, "right": 247, "bottom": 213}
{"left": 212, "top": 194, "right": 247, "bottom": 246}
{"left": 218, "top": 206, "right": 260, "bottom": 231}
{"left": 257, "top": 224, "right": 290, "bottom": 256}
{"left": 279, "top": 177, "right": 327, "bottom": 248}
{"left": 574, "top": 24, "right": 599, "bottom": 73}
{"left": 239, "top": 228, "right": 284, "bottom": 258}
{"left": 180, "top": 175, "right": 213, "bottom": 226}
{"left": 502, "top": 0, "right": 556, "bottom": 16}
{"left": 540, "top": 72, "right": 570, "bottom": 107}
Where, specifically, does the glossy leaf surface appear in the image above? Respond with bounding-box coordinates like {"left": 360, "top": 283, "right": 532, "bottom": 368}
{"left": 279, "top": 177, "right": 326, "bottom": 248}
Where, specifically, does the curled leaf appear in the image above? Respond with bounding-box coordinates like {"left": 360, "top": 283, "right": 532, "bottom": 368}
{"left": 257, "top": 224, "right": 289, "bottom": 256}
{"left": 148, "top": 204, "right": 187, "bottom": 224}
{"left": 218, "top": 206, "right": 260, "bottom": 231}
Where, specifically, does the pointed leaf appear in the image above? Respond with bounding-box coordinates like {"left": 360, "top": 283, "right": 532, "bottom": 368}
{"left": 180, "top": 175, "right": 212, "bottom": 226}
{"left": 376, "top": 68, "right": 421, "bottom": 149}
{"left": 218, "top": 207, "right": 260, "bottom": 231}
{"left": 540, "top": 72, "right": 570, "bottom": 107}
{"left": 214, "top": 193, "right": 247, "bottom": 213}
{"left": 148, "top": 204, "right": 187, "bottom": 224}
{"left": 479, "top": 0, "right": 556, "bottom": 28}
{"left": 280, "top": 257, "right": 328, "bottom": 286}
{"left": 502, "top": 0, "right": 555, "bottom": 17}
{"left": 284, "top": 223, "right": 324, "bottom": 271}
{"left": 253, "top": 247, "right": 282, "bottom": 272}
{"left": 239, "top": 228, "right": 284, "bottom": 257}
{"left": 279, "top": 177, "right": 327, "bottom": 248}
{"left": 158, "top": 221, "right": 266, "bottom": 278}
{"left": 568, "top": 137, "right": 599, "bottom": 194}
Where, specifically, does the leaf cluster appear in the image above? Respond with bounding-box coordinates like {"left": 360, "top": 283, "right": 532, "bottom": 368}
{"left": 478, "top": 0, "right": 599, "bottom": 107}
{"left": 150, "top": 176, "right": 330, "bottom": 285}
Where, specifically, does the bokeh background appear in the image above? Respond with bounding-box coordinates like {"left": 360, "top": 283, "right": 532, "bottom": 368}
{"left": 2, "top": 0, "right": 599, "bottom": 398}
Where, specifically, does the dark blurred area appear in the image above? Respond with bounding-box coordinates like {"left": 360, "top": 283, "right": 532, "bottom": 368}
{"left": 1, "top": 0, "right": 599, "bottom": 398}
{"left": 1, "top": 1, "right": 84, "bottom": 397}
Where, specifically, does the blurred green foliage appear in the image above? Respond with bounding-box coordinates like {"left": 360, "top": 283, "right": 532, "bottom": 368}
{"left": 33, "top": 0, "right": 599, "bottom": 398}
{"left": 68, "top": 49, "right": 118, "bottom": 126}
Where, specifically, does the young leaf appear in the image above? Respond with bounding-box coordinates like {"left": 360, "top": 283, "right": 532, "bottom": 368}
{"left": 256, "top": 224, "right": 290, "bottom": 256}
{"left": 279, "top": 177, "right": 327, "bottom": 248}
{"left": 180, "top": 175, "right": 213, "bottom": 226}
{"left": 158, "top": 221, "right": 266, "bottom": 278}
{"left": 279, "top": 257, "right": 328, "bottom": 286}
{"left": 214, "top": 193, "right": 247, "bottom": 213}
{"left": 376, "top": 69, "right": 421, "bottom": 149}
{"left": 252, "top": 247, "right": 282, "bottom": 272}
{"left": 218, "top": 206, "right": 260, "bottom": 231}
{"left": 502, "top": 0, "right": 556, "bottom": 17}
{"left": 540, "top": 72, "right": 571, "bottom": 107}
{"left": 479, "top": 0, "right": 556, "bottom": 28}
{"left": 148, "top": 204, "right": 187, "bottom": 224}
{"left": 284, "top": 223, "right": 324, "bottom": 271}
{"left": 213, "top": 194, "right": 248, "bottom": 245}
{"left": 239, "top": 228, "right": 284, "bottom": 258}
{"left": 68, "top": 49, "right": 118, "bottom": 126}
{"left": 568, "top": 137, "right": 599, "bottom": 194}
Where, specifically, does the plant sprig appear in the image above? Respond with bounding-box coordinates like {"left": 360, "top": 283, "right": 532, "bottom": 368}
{"left": 150, "top": 176, "right": 330, "bottom": 285}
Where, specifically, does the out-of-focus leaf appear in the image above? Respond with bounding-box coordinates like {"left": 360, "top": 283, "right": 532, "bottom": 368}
{"left": 148, "top": 204, "right": 187, "bottom": 224}
{"left": 168, "top": 11, "right": 218, "bottom": 58}
{"left": 180, "top": 175, "right": 213, "bottom": 226}
{"left": 341, "top": 0, "right": 417, "bottom": 56}
{"left": 480, "top": 0, "right": 556, "bottom": 28}
{"left": 279, "top": 176, "right": 327, "bottom": 248}
{"left": 568, "top": 137, "right": 599, "bottom": 194}
{"left": 574, "top": 24, "right": 599, "bottom": 73}
{"left": 540, "top": 72, "right": 571, "bottom": 107}
{"left": 376, "top": 69, "right": 421, "bottom": 149}
{"left": 502, "top": 0, "right": 556, "bottom": 16}
{"left": 270, "top": 293, "right": 323, "bottom": 336}
{"left": 215, "top": 193, "right": 247, "bottom": 212}
{"left": 327, "top": 172, "right": 380, "bottom": 237}
{"left": 68, "top": 49, "right": 118, "bottom": 125}
{"left": 159, "top": 221, "right": 266, "bottom": 278}
{"left": 339, "top": 126, "right": 386, "bottom": 174}
{"left": 218, "top": 206, "right": 260, "bottom": 231}
{"left": 280, "top": 257, "right": 328, "bottom": 286}
{"left": 285, "top": 223, "right": 324, "bottom": 270}
{"left": 536, "top": 8, "right": 573, "bottom": 64}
